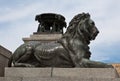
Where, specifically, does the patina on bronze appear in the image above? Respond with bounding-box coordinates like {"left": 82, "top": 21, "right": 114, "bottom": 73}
{"left": 8, "top": 13, "right": 113, "bottom": 68}
{"left": 35, "top": 13, "right": 66, "bottom": 34}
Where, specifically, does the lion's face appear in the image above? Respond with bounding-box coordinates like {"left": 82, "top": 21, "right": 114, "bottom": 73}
{"left": 65, "top": 13, "right": 99, "bottom": 43}
{"left": 82, "top": 18, "right": 99, "bottom": 41}
{"left": 88, "top": 19, "right": 99, "bottom": 40}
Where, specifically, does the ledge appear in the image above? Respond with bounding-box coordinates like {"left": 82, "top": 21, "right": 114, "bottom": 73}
{"left": 5, "top": 68, "right": 119, "bottom": 78}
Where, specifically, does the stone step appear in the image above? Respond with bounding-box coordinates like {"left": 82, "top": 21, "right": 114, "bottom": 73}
{"left": 23, "top": 34, "right": 62, "bottom": 42}
{"left": 5, "top": 68, "right": 119, "bottom": 78}
{"left": 0, "top": 77, "right": 120, "bottom": 81}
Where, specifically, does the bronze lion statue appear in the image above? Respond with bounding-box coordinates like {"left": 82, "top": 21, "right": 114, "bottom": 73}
{"left": 8, "top": 13, "right": 113, "bottom": 68}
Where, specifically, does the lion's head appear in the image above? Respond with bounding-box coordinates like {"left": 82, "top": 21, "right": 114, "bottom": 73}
{"left": 63, "top": 13, "right": 99, "bottom": 44}
{"left": 58, "top": 13, "right": 99, "bottom": 61}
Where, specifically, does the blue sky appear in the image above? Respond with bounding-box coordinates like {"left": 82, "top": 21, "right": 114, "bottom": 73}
{"left": 0, "top": 0, "right": 120, "bottom": 63}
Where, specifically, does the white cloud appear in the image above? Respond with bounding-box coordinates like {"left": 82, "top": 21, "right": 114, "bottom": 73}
{"left": 0, "top": 21, "right": 38, "bottom": 52}
{"left": 0, "top": 2, "right": 44, "bottom": 22}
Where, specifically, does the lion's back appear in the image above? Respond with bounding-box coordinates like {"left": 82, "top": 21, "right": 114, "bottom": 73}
{"left": 34, "top": 42, "right": 63, "bottom": 60}
{"left": 34, "top": 42, "right": 73, "bottom": 67}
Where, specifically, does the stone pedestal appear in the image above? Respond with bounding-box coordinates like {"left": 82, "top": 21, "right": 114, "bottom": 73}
{"left": 1, "top": 67, "right": 120, "bottom": 81}
{"left": 5, "top": 68, "right": 119, "bottom": 78}
{"left": 5, "top": 68, "right": 52, "bottom": 77}
{"left": 22, "top": 33, "right": 62, "bottom": 43}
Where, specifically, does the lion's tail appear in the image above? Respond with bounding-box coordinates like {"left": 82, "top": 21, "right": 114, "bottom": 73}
{"left": 8, "top": 55, "right": 13, "bottom": 67}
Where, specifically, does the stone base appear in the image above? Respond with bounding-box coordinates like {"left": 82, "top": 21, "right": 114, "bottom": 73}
{"left": 2, "top": 67, "right": 120, "bottom": 81}
{"left": 5, "top": 68, "right": 52, "bottom": 77}
{"left": 52, "top": 68, "right": 119, "bottom": 78}
{"left": 5, "top": 68, "right": 119, "bottom": 78}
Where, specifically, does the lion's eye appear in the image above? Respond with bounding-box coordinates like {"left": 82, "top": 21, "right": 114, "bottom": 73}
{"left": 91, "top": 22, "right": 95, "bottom": 25}
{"left": 89, "top": 19, "right": 95, "bottom": 26}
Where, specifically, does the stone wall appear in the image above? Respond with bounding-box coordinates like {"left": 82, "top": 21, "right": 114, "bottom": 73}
{"left": 112, "top": 64, "right": 120, "bottom": 76}
{"left": 0, "top": 45, "right": 12, "bottom": 76}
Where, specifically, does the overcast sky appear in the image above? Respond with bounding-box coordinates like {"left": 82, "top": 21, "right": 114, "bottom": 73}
{"left": 0, "top": 0, "right": 120, "bottom": 63}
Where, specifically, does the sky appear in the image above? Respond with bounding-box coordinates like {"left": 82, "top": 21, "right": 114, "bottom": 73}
{"left": 0, "top": 0, "right": 120, "bottom": 63}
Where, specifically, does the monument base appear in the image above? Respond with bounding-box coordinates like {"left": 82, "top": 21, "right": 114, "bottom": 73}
{"left": 0, "top": 67, "right": 120, "bottom": 81}
{"left": 5, "top": 68, "right": 119, "bottom": 78}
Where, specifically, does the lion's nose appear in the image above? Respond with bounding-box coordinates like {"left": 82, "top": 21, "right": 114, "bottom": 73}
{"left": 93, "top": 26, "right": 99, "bottom": 34}
{"left": 91, "top": 26, "right": 99, "bottom": 40}
{"left": 96, "top": 30, "right": 99, "bottom": 34}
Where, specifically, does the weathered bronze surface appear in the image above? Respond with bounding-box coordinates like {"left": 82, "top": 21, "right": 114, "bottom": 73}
{"left": 8, "top": 13, "right": 113, "bottom": 68}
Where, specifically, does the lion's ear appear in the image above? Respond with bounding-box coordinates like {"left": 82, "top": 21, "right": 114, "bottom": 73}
{"left": 86, "top": 13, "right": 90, "bottom": 17}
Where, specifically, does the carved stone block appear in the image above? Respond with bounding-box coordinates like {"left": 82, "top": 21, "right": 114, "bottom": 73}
{"left": 52, "top": 68, "right": 119, "bottom": 78}
{"left": 5, "top": 68, "right": 52, "bottom": 77}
